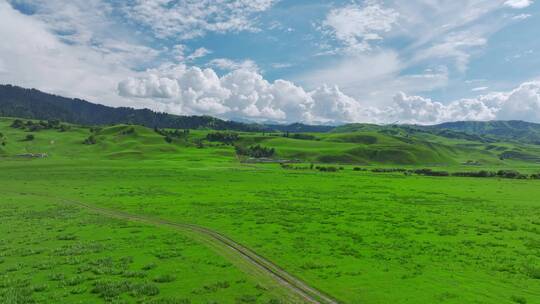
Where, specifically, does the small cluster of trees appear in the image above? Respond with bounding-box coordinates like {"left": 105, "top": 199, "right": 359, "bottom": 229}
{"left": 11, "top": 119, "right": 69, "bottom": 132}
{"left": 0, "top": 132, "right": 5, "bottom": 146}
{"left": 371, "top": 168, "right": 407, "bottom": 173}
{"left": 316, "top": 166, "right": 343, "bottom": 172}
{"left": 120, "top": 127, "right": 135, "bottom": 135}
{"left": 366, "top": 167, "right": 536, "bottom": 180}
{"left": 83, "top": 135, "right": 97, "bottom": 145}
{"left": 280, "top": 163, "right": 344, "bottom": 172}
{"left": 205, "top": 132, "right": 239, "bottom": 145}
{"left": 290, "top": 133, "right": 317, "bottom": 140}
{"left": 154, "top": 127, "right": 189, "bottom": 143}
{"left": 235, "top": 144, "right": 275, "bottom": 158}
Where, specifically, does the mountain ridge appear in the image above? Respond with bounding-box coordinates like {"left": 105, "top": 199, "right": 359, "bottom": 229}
{"left": 2, "top": 84, "right": 540, "bottom": 143}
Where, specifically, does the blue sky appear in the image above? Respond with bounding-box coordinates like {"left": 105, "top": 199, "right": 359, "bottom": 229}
{"left": 1, "top": 0, "right": 539, "bottom": 124}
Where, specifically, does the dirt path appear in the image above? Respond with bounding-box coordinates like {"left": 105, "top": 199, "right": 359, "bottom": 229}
{"left": 64, "top": 200, "right": 339, "bottom": 304}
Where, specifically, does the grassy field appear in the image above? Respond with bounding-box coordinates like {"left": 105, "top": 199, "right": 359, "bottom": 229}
{"left": 1, "top": 118, "right": 540, "bottom": 303}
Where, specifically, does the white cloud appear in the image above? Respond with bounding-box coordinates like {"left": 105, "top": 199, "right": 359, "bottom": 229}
{"left": 2, "top": 0, "right": 540, "bottom": 126}
{"left": 322, "top": 1, "right": 399, "bottom": 52}
{"left": 187, "top": 48, "right": 212, "bottom": 61}
{"left": 0, "top": 0, "right": 145, "bottom": 107}
{"left": 388, "top": 81, "right": 540, "bottom": 124}
{"left": 119, "top": 62, "right": 540, "bottom": 125}
{"left": 472, "top": 86, "right": 489, "bottom": 92}
{"left": 296, "top": 51, "right": 448, "bottom": 108}
{"left": 120, "top": 0, "right": 278, "bottom": 39}
{"left": 512, "top": 13, "right": 532, "bottom": 20}
{"left": 412, "top": 31, "right": 487, "bottom": 72}
{"left": 496, "top": 81, "right": 540, "bottom": 122}
{"left": 504, "top": 0, "right": 534, "bottom": 9}
{"left": 171, "top": 45, "right": 212, "bottom": 62}
{"left": 207, "top": 58, "right": 260, "bottom": 73}
{"left": 389, "top": 92, "right": 496, "bottom": 124}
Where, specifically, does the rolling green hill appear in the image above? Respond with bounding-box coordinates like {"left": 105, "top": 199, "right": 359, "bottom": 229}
{"left": 3, "top": 116, "right": 540, "bottom": 167}
{"left": 426, "top": 120, "right": 540, "bottom": 144}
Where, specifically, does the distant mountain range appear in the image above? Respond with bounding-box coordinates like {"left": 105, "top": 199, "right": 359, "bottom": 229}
{"left": 1, "top": 84, "right": 540, "bottom": 143}
{"left": 423, "top": 121, "right": 540, "bottom": 144}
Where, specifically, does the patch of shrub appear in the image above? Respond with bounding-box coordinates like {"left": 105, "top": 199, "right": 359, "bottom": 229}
{"left": 130, "top": 282, "right": 160, "bottom": 297}
{"left": 0, "top": 287, "right": 35, "bottom": 304}
{"left": 91, "top": 280, "right": 132, "bottom": 299}
{"left": 154, "top": 128, "right": 188, "bottom": 142}
{"left": 142, "top": 263, "right": 157, "bottom": 271}
{"left": 57, "top": 234, "right": 78, "bottom": 241}
{"left": 511, "top": 295, "right": 528, "bottom": 304}
{"left": 206, "top": 132, "right": 239, "bottom": 144}
{"left": 371, "top": 168, "right": 407, "bottom": 173}
{"left": 316, "top": 166, "right": 338, "bottom": 172}
{"left": 48, "top": 273, "right": 66, "bottom": 281}
{"left": 153, "top": 274, "right": 176, "bottom": 283}
{"left": 497, "top": 170, "right": 528, "bottom": 179}
{"left": 411, "top": 168, "right": 450, "bottom": 176}
{"left": 452, "top": 171, "right": 496, "bottom": 178}
{"left": 83, "top": 135, "right": 97, "bottom": 145}
{"left": 353, "top": 167, "right": 367, "bottom": 171}
{"left": 121, "top": 127, "right": 135, "bottom": 135}
{"left": 63, "top": 275, "right": 86, "bottom": 287}
{"left": 193, "top": 281, "right": 230, "bottom": 294}
{"left": 25, "top": 134, "right": 34, "bottom": 141}
{"left": 31, "top": 284, "right": 48, "bottom": 292}
{"left": 10, "top": 119, "right": 68, "bottom": 133}
{"left": 147, "top": 298, "right": 191, "bottom": 304}
{"left": 236, "top": 294, "right": 258, "bottom": 303}
{"left": 10, "top": 119, "right": 25, "bottom": 129}
{"left": 235, "top": 145, "right": 275, "bottom": 158}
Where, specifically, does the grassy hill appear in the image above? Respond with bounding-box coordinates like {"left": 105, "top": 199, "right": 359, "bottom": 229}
{"left": 426, "top": 120, "right": 540, "bottom": 144}
{"left": 236, "top": 127, "right": 540, "bottom": 166}
{"left": 2, "top": 116, "right": 540, "bottom": 303}
{"left": 3, "top": 117, "right": 540, "bottom": 168}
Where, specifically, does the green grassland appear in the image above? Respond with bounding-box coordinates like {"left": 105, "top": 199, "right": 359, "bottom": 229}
{"left": 1, "top": 117, "right": 540, "bottom": 303}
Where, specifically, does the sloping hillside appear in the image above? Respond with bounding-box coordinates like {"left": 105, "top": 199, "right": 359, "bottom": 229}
{"left": 3, "top": 116, "right": 540, "bottom": 166}
{"left": 426, "top": 120, "right": 540, "bottom": 144}
{"left": 0, "top": 84, "right": 330, "bottom": 133}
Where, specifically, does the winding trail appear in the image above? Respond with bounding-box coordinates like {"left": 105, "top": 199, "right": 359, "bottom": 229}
{"left": 63, "top": 200, "right": 339, "bottom": 304}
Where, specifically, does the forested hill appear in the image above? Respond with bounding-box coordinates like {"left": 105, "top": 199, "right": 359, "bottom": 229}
{"left": 0, "top": 84, "right": 271, "bottom": 131}
{"left": 3, "top": 84, "right": 540, "bottom": 141}
{"left": 0, "top": 84, "right": 321, "bottom": 133}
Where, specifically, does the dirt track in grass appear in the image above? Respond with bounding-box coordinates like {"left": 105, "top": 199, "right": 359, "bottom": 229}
{"left": 63, "top": 199, "right": 339, "bottom": 304}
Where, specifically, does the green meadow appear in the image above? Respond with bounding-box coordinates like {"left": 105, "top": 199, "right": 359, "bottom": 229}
{"left": 1, "top": 117, "right": 540, "bottom": 303}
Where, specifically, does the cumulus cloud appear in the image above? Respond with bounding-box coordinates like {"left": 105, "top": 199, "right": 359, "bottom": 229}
{"left": 118, "top": 65, "right": 540, "bottom": 125}
{"left": 389, "top": 92, "right": 496, "bottom": 124}
{"left": 118, "top": 64, "right": 387, "bottom": 124}
{"left": 118, "top": 65, "right": 311, "bottom": 122}
{"left": 496, "top": 82, "right": 540, "bottom": 122}
{"left": 504, "top": 0, "right": 534, "bottom": 9}
{"left": 388, "top": 81, "right": 540, "bottom": 124}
